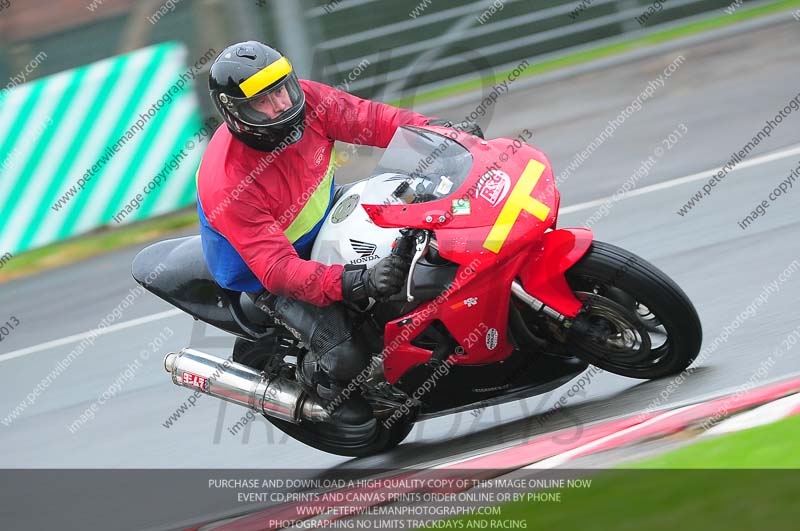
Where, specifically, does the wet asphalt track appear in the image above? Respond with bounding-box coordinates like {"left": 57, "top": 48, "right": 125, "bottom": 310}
{"left": 1, "top": 16, "right": 799, "bottom": 530}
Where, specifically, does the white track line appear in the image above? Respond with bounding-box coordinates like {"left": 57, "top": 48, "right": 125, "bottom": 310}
{"left": 419, "top": 371, "right": 800, "bottom": 471}
{"left": 559, "top": 143, "right": 800, "bottom": 215}
{"left": 702, "top": 392, "right": 800, "bottom": 437}
{"left": 0, "top": 309, "right": 183, "bottom": 363}
{"left": 522, "top": 404, "right": 698, "bottom": 469}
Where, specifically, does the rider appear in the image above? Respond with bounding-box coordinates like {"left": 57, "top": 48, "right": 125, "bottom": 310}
{"left": 196, "top": 41, "right": 481, "bottom": 425}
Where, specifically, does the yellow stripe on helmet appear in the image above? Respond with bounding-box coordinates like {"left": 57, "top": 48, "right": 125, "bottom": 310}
{"left": 239, "top": 57, "right": 292, "bottom": 98}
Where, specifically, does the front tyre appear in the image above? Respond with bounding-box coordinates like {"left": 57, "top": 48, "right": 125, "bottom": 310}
{"left": 564, "top": 241, "right": 702, "bottom": 379}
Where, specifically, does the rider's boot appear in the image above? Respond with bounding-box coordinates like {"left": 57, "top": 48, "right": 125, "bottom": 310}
{"left": 254, "top": 293, "right": 374, "bottom": 426}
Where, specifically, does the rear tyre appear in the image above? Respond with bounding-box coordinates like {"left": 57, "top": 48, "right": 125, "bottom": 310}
{"left": 263, "top": 415, "right": 414, "bottom": 458}
{"left": 564, "top": 241, "right": 702, "bottom": 379}
{"left": 232, "top": 337, "right": 414, "bottom": 457}
{"left": 232, "top": 336, "right": 273, "bottom": 370}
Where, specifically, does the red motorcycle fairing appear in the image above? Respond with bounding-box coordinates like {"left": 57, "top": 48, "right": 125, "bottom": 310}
{"left": 378, "top": 231, "right": 591, "bottom": 383}
{"left": 517, "top": 228, "right": 594, "bottom": 318}
{"left": 381, "top": 254, "right": 524, "bottom": 383}
{"left": 363, "top": 126, "right": 592, "bottom": 383}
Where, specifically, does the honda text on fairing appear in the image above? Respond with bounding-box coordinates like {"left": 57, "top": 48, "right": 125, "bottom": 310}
{"left": 132, "top": 125, "right": 702, "bottom": 456}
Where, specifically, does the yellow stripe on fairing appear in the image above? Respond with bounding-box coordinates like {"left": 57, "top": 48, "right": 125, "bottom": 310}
{"left": 284, "top": 149, "right": 335, "bottom": 243}
{"left": 239, "top": 57, "right": 292, "bottom": 98}
{"left": 483, "top": 159, "right": 551, "bottom": 254}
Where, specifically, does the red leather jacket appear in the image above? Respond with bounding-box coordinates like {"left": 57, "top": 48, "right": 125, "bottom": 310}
{"left": 197, "top": 79, "right": 429, "bottom": 305}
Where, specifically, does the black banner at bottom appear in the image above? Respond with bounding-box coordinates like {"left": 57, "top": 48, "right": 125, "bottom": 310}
{"left": 1, "top": 468, "right": 797, "bottom": 531}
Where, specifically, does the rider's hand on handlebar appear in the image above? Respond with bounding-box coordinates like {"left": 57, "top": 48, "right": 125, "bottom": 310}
{"left": 341, "top": 255, "right": 408, "bottom": 302}
{"left": 391, "top": 232, "right": 416, "bottom": 264}
{"left": 426, "top": 118, "right": 484, "bottom": 139}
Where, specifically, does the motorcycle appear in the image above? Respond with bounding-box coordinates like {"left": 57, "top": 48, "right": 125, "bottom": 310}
{"left": 132, "top": 125, "right": 702, "bottom": 456}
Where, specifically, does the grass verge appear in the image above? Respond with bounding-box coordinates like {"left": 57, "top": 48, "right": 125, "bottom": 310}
{"left": 627, "top": 412, "right": 800, "bottom": 468}
{"left": 426, "top": 415, "right": 800, "bottom": 530}
{"left": 0, "top": 210, "right": 198, "bottom": 283}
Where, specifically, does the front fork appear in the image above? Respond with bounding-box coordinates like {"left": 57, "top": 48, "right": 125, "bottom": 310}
{"left": 511, "top": 280, "right": 568, "bottom": 323}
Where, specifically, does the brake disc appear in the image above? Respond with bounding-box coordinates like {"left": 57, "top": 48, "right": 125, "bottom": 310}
{"left": 571, "top": 291, "right": 652, "bottom": 364}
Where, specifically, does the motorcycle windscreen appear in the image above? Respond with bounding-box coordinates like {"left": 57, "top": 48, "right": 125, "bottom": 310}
{"left": 360, "top": 126, "right": 473, "bottom": 207}
{"left": 361, "top": 126, "right": 559, "bottom": 264}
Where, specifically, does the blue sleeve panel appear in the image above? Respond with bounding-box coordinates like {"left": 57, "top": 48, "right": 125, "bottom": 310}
{"left": 195, "top": 184, "right": 335, "bottom": 293}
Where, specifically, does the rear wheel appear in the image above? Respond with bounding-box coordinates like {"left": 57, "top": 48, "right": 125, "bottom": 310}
{"left": 564, "top": 241, "right": 702, "bottom": 379}
{"left": 232, "top": 336, "right": 280, "bottom": 370}
{"left": 233, "top": 337, "right": 414, "bottom": 457}
{"left": 264, "top": 415, "right": 414, "bottom": 458}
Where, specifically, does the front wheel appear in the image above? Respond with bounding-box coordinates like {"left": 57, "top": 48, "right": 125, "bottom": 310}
{"left": 564, "top": 241, "right": 702, "bottom": 379}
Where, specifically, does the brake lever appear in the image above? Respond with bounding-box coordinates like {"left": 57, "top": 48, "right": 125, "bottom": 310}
{"left": 405, "top": 230, "right": 430, "bottom": 302}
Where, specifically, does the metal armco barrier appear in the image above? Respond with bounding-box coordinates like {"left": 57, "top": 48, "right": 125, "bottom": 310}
{"left": 300, "top": 0, "right": 751, "bottom": 99}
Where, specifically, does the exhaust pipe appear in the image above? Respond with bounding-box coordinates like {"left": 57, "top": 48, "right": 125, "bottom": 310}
{"left": 163, "top": 348, "right": 330, "bottom": 423}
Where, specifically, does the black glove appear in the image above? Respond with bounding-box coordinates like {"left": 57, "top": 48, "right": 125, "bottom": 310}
{"left": 426, "top": 118, "right": 485, "bottom": 139}
{"left": 341, "top": 254, "right": 408, "bottom": 302}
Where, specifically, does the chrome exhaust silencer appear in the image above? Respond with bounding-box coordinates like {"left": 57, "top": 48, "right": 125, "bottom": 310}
{"left": 163, "top": 348, "right": 330, "bottom": 423}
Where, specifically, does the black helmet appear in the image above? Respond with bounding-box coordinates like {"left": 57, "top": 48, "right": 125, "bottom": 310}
{"left": 209, "top": 41, "right": 306, "bottom": 151}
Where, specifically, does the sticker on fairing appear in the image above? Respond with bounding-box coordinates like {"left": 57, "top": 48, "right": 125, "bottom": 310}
{"left": 435, "top": 175, "right": 454, "bottom": 195}
{"left": 452, "top": 198, "right": 471, "bottom": 215}
{"left": 450, "top": 297, "right": 478, "bottom": 310}
{"left": 476, "top": 170, "right": 511, "bottom": 207}
{"left": 485, "top": 328, "right": 498, "bottom": 350}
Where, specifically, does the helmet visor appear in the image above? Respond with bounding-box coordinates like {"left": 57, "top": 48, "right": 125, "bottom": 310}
{"left": 228, "top": 72, "right": 305, "bottom": 127}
